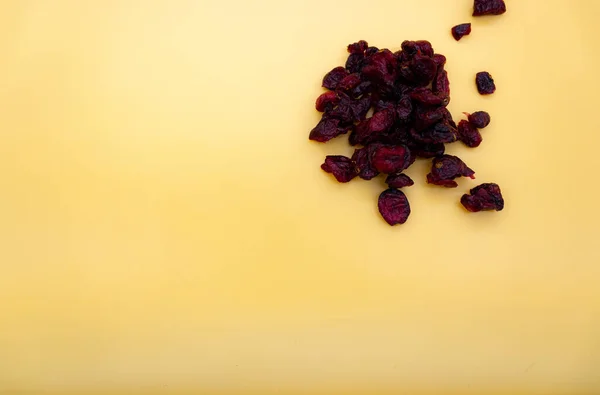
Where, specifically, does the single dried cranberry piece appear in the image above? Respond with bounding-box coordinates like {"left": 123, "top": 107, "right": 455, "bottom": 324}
{"left": 410, "top": 87, "right": 447, "bottom": 106}
{"left": 432, "top": 69, "right": 450, "bottom": 103}
{"left": 385, "top": 173, "right": 414, "bottom": 189}
{"left": 352, "top": 146, "right": 379, "bottom": 180}
{"left": 315, "top": 91, "right": 339, "bottom": 112}
{"left": 378, "top": 189, "right": 411, "bottom": 226}
{"left": 309, "top": 117, "right": 347, "bottom": 142}
{"left": 347, "top": 40, "right": 368, "bottom": 54}
{"left": 457, "top": 120, "right": 483, "bottom": 148}
{"left": 410, "top": 54, "right": 437, "bottom": 86}
{"left": 451, "top": 23, "right": 472, "bottom": 41}
{"left": 322, "top": 67, "right": 349, "bottom": 90}
{"left": 476, "top": 71, "right": 496, "bottom": 95}
{"left": 412, "top": 142, "right": 445, "bottom": 158}
{"left": 321, "top": 155, "right": 357, "bottom": 183}
{"left": 473, "top": 0, "right": 506, "bottom": 16}
{"left": 433, "top": 54, "right": 446, "bottom": 69}
{"left": 345, "top": 53, "right": 364, "bottom": 73}
{"left": 365, "top": 46, "right": 379, "bottom": 56}
{"left": 414, "top": 40, "right": 434, "bottom": 58}
{"left": 427, "top": 155, "right": 475, "bottom": 188}
{"left": 400, "top": 41, "right": 419, "bottom": 57}
{"left": 371, "top": 144, "right": 412, "bottom": 174}
{"left": 466, "top": 111, "right": 491, "bottom": 128}
{"left": 337, "top": 73, "right": 362, "bottom": 92}
{"left": 461, "top": 183, "right": 504, "bottom": 212}
{"left": 362, "top": 49, "right": 398, "bottom": 86}
{"left": 329, "top": 93, "right": 371, "bottom": 123}
{"left": 413, "top": 106, "right": 447, "bottom": 131}
{"left": 411, "top": 122, "right": 457, "bottom": 144}
{"left": 395, "top": 96, "right": 413, "bottom": 123}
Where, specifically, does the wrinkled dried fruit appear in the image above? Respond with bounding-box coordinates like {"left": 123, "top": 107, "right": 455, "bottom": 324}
{"left": 321, "top": 155, "right": 357, "bottom": 183}
{"left": 457, "top": 120, "right": 483, "bottom": 148}
{"left": 476, "top": 71, "right": 496, "bottom": 95}
{"left": 461, "top": 183, "right": 504, "bottom": 212}
{"left": 378, "top": 189, "right": 411, "bottom": 225}
{"left": 322, "top": 67, "right": 348, "bottom": 90}
{"left": 466, "top": 111, "right": 491, "bottom": 128}
{"left": 385, "top": 173, "right": 414, "bottom": 189}
{"left": 309, "top": 117, "right": 346, "bottom": 142}
{"left": 427, "top": 155, "right": 475, "bottom": 188}
{"left": 315, "top": 91, "right": 339, "bottom": 112}
{"left": 352, "top": 146, "right": 379, "bottom": 180}
{"left": 452, "top": 23, "right": 472, "bottom": 41}
{"left": 473, "top": 0, "right": 507, "bottom": 16}
{"left": 371, "top": 144, "right": 411, "bottom": 174}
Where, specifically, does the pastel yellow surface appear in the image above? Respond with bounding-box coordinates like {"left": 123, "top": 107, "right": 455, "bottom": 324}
{"left": 1, "top": 0, "right": 599, "bottom": 394}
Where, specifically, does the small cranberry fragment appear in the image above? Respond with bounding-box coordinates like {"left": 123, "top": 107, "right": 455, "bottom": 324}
{"left": 473, "top": 0, "right": 507, "bottom": 16}
{"left": 432, "top": 69, "right": 450, "bottom": 103}
{"left": 432, "top": 54, "right": 446, "bottom": 69}
{"left": 337, "top": 73, "right": 362, "bottom": 92}
{"left": 315, "top": 91, "right": 339, "bottom": 112}
{"left": 322, "top": 67, "right": 349, "bottom": 90}
{"left": 352, "top": 146, "right": 379, "bottom": 180}
{"left": 451, "top": 23, "right": 472, "bottom": 41}
{"left": 371, "top": 144, "right": 412, "bottom": 174}
{"left": 309, "top": 117, "right": 347, "bottom": 142}
{"left": 385, "top": 173, "right": 414, "bottom": 189}
{"left": 461, "top": 183, "right": 504, "bottom": 212}
{"left": 476, "top": 71, "right": 496, "bottom": 95}
{"left": 347, "top": 40, "right": 369, "bottom": 54}
{"left": 457, "top": 120, "right": 483, "bottom": 148}
{"left": 427, "top": 155, "right": 475, "bottom": 188}
{"left": 466, "top": 111, "right": 491, "bottom": 128}
{"left": 378, "top": 189, "right": 411, "bottom": 226}
{"left": 321, "top": 155, "right": 357, "bottom": 183}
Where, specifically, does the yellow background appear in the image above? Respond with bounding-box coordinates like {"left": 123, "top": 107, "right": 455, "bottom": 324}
{"left": 1, "top": 0, "right": 599, "bottom": 394}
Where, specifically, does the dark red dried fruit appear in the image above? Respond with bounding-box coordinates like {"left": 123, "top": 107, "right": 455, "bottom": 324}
{"left": 352, "top": 146, "right": 379, "bottom": 180}
{"left": 411, "top": 122, "right": 457, "bottom": 144}
{"left": 322, "top": 67, "right": 349, "bottom": 90}
{"left": 457, "top": 120, "right": 483, "bottom": 148}
{"left": 378, "top": 189, "right": 411, "bottom": 226}
{"left": 362, "top": 49, "right": 397, "bottom": 86}
{"left": 410, "top": 87, "right": 447, "bottom": 106}
{"left": 432, "top": 54, "right": 446, "bottom": 69}
{"left": 427, "top": 155, "right": 475, "bottom": 188}
{"left": 466, "top": 111, "right": 491, "bottom": 128}
{"left": 337, "top": 73, "right": 362, "bottom": 92}
{"left": 461, "top": 183, "right": 504, "bottom": 212}
{"left": 451, "top": 23, "right": 472, "bottom": 41}
{"left": 476, "top": 72, "right": 496, "bottom": 95}
{"left": 315, "top": 91, "right": 339, "bottom": 112}
{"left": 432, "top": 69, "right": 450, "bottom": 103}
{"left": 347, "top": 40, "right": 369, "bottom": 54}
{"left": 385, "top": 173, "right": 414, "bottom": 189}
{"left": 473, "top": 0, "right": 506, "bottom": 16}
{"left": 309, "top": 117, "right": 347, "bottom": 142}
{"left": 321, "top": 155, "right": 357, "bottom": 183}
{"left": 371, "top": 144, "right": 412, "bottom": 174}
{"left": 410, "top": 54, "right": 437, "bottom": 86}
{"left": 395, "top": 96, "right": 413, "bottom": 123}
{"left": 411, "top": 142, "right": 445, "bottom": 158}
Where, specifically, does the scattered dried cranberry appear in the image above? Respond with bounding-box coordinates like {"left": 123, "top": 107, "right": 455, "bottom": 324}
{"left": 473, "top": 0, "right": 506, "bottom": 16}
{"left": 466, "top": 111, "right": 491, "bottom": 128}
{"left": 371, "top": 144, "right": 411, "bottom": 174}
{"left": 461, "top": 183, "right": 504, "bottom": 212}
{"left": 321, "top": 155, "right": 357, "bottom": 183}
{"left": 309, "top": 117, "right": 347, "bottom": 142}
{"left": 385, "top": 173, "right": 414, "bottom": 189}
{"left": 451, "top": 23, "right": 472, "bottom": 41}
{"left": 427, "top": 155, "right": 475, "bottom": 188}
{"left": 322, "top": 67, "right": 348, "bottom": 90}
{"left": 315, "top": 91, "right": 339, "bottom": 112}
{"left": 457, "top": 120, "right": 483, "bottom": 148}
{"left": 352, "top": 145, "right": 379, "bottom": 180}
{"left": 476, "top": 71, "right": 496, "bottom": 95}
{"left": 378, "top": 189, "right": 411, "bottom": 225}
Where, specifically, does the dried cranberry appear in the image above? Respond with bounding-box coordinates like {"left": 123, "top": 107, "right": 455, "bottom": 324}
{"left": 309, "top": 117, "right": 347, "bottom": 142}
{"left": 473, "top": 0, "right": 506, "bottom": 16}
{"left": 322, "top": 67, "right": 348, "bottom": 90}
{"left": 410, "top": 54, "right": 437, "bottom": 86}
{"left": 466, "top": 111, "right": 491, "bottom": 128}
{"left": 414, "top": 40, "right": 434, "bottom": 58}
{"left": 432, "top": 69, "right": 450, "bottom": 103}
{"left": 451, "top": 23, "right": 472, "bottom": 41}
{"left": 378, "top": 189, "right": 411, "bottom": 226}
{"left": 315, "top": 91, "right": 339, "bottom": 112}
{"left": 476, "top": 72, "right": 496, "bottom": 95}
{"left": 385, "top": 173, "right": 414, "bottom": 189}
{"left": 345, "top": 53, "right": 364, "bottom": 74}
{"left": 461, "top": 183, "right": 504, "bottom": 212}
{"left": 352, "top": 146, "right": 379, "bottom": 180}
{"left": 433, "top": 54, "right": 446, "bottom": 69}
{"left": 347, "top": 40, "right": 369, "bottom": 54}
{"left": 321, "top": 155, "right": 357, "bottom": 183}
{"left": 410, "top": 87, "right": 447, "bottom": 106}
{"left": 457, "top": 120, "right": 483, "bottom": 148}
{"left": 413, "top": 106, "right": 447, "bottom": 131}
{"left": 427, "top": 155, "right": 475, "bottom": 188}
{"left": 337, "top": 73, "right": 362, "bottom": 92}
{"left": 412, "top": 142, "right": 445, "bottom": 158}
{"left": 329, "top": 93, "right": 371, "bottom": 123}
{"left": 395, "top": 96, "right": 413, "bottom": 123}
{"left": 362, "top": 49, "right": 397, "bottom": 86}
{"left": 411, "top": 122, "right": 457, "bottom": 144}
{"left": 371, "top": 144, "right": 412, "bottom": 174}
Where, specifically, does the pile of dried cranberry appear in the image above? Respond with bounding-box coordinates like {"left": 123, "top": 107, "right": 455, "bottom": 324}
{"left": 309, "top": 0, "right": 506, "bottom": 226}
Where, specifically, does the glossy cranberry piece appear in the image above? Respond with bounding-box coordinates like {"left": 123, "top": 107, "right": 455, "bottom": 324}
{"left": 461, "top": 183, "right": 504, "bottom": 212}
{"left": 426, "top": 155, "right": 475, "bottom": 188}
{"left": 378, "top": 189, "right": 411, "bottom": 226}
{"left": 385, "top": 173, "right": 414, "bottom": 189}
{"left": 476, "top": 71, "right": 496, "bottom": 95}
{"left": 457, "top": 120, "right": 483, "bottom": 148}
{"left": 321, "top": 155, "right": 357, "bottom": 183}
{"left": 352, "top": 146, "right": 379, "bottom": 180}
{"left": 466, "top": 111, "right": 491, "bottom": 128}
{"left": 322, "top": 67, "right": 348, "bottom": 90}
{"left": 315, "top": 91, "right": 339, "bottom": 112}
{"left": 451, "top": 23, "right": 472, "bottom": 41}
{"left": 473, "top": 0, "right": 506, "bottom": 16}
{"left": 371, "top": 145, "right": 412, "bottom": 174}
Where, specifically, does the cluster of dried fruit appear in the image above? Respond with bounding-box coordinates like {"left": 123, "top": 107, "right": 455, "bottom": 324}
{"left": 451, "top": 0, "right": 507, "bottom": 41}
{"left": 309, "top": 0, "right": 506, "bottom": 226}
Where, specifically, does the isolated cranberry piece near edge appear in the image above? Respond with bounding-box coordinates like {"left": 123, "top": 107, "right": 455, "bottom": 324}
{"left": 321, "top": 155, "right": 357, "bottom": 183}
{"left": 378, "top": 189, "right": 411, "bottom": 225}
{"left": 457, "top": 120, "right": 483, "bottom": 148}
{"left": 426, "top": 155, "right": 475, "bottom": 188}
{"left": 451, "top": 23, "right": 472, "bottom": 41}
{"left": 467, "top": 111, "right": 491, "bottom": 128}
{"left": 473, "top": 0, "right": 506, "bottom": 16}
{"left": 385, "top": 173, "right": 414, "bottom": 189}
{"left": 476, "top": 71, "right": 496, "bottom": 95}
{"left": 461, "top": 183, "right": 504, "bottom": 212}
